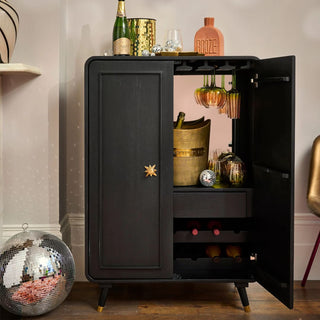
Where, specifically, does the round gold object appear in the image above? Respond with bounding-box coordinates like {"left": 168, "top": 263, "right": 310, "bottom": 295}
{"left": 128, "top": 18, "right": 156, "bottom": 56}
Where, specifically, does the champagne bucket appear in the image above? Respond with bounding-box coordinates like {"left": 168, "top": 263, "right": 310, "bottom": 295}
{"left": 128, "top": 18, "right": 156, "bottom": 56}
{"left": 174, "top": 119, "right": 211, "bottom": 186}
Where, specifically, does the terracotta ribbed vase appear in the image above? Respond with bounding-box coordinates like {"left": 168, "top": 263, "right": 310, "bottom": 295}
{"left": 0, "top": 0, "right": 19, "bottom": 63}
{"left": 194, "top": 17, "right": 224, "bottom": 56}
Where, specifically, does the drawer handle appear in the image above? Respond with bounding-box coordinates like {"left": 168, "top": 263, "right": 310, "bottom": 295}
{"left": 144, "top": 164, "right": 157, "bottom": 177}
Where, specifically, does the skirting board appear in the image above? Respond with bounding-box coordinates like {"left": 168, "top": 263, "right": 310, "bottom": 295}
{"left": 295, "top": 213, "right": 320, "bottom": 280}
{"left": 60, "top": 213, "right": 86, "bottom": 281}
{"left": 2, "top": 213, "right": 320, "bottom": 281}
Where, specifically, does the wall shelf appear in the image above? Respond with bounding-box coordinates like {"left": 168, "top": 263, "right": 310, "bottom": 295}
{"left": 0, "top": 63, "right": 41, "bottom": 76}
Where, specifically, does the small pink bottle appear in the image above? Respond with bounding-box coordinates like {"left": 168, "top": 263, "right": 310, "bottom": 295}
{"left": 194, "top": 17, "right": 224, "bottom": 56}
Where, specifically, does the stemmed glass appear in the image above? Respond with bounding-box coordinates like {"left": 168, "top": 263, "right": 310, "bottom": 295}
{"left": 219, "top": 75, "right": 227, "bottom": 114}
{"left": 208, "top": 149, "right": 223, "bottom": 188}
{"left": 194, "top": 75, "right": 206, "bottom": 105}
{"left": 205, "top": 70, "right": 220, "bottom": 107}
{"left": 201, "top": 74, "right": 214, "bottom": 107}
{"left": 194, "top": 69, "right": 227, "bottom": 109}
{"left": 226, "top": 70, "right": 241, "bottom": 119}
{"left": 207, "top": 74, "right": 218, "bottom": 107}
{"left": 199, "top": 75, "right": 210, "bottom": 108}
{"left": 216, "top": 74, "right": 227, "bottom": 109}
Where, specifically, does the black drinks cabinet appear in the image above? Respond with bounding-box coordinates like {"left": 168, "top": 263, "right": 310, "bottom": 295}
{"left": 85, "top": 55, "right": 295, "bottom": 312}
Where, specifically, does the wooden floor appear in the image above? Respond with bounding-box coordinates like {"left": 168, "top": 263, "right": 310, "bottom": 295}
{"left": 1, "top": 281, "right": 320, "bottom": 319}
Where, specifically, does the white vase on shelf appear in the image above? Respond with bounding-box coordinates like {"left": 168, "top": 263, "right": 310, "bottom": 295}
{"left": 0, "top": 0, "right": 19, "bottom": 63}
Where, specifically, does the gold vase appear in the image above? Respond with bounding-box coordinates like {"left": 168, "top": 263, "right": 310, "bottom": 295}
{"left": 127, "top": 18, "right": 156, "bottom": 56}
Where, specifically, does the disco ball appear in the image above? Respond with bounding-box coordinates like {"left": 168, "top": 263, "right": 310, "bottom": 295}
{"left": 199, "top": 169, "right": 216, "bottom": 187}
{"left": 0, "top": 230, "right": 75, "bottom": 316}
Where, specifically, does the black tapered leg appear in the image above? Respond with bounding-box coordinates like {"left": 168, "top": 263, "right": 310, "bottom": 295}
{"left": 235, "top": 282, "right": 250, "bottom": 312}
{"left": 97, "top": 285, "right": 112, "bottom": 312}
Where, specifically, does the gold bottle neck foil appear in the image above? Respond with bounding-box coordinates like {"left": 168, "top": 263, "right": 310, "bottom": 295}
{"left": 117, "top": 1, "right": 126, "bottom": 17}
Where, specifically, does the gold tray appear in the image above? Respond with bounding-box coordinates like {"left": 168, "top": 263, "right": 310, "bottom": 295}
{"left": 156, "top": 51, "right": 204, "bottom": 57}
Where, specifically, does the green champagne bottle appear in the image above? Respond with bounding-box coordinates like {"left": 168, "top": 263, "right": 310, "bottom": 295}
{"left": 113, "top": 0, "right": 130, "bottom": 55}
{"left": 175, "top": 112, "right": 185, "bottom": 129}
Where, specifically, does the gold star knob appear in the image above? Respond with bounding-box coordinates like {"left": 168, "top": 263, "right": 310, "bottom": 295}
{"left": 144, "top": 164, "right": 157, "bottom": 177}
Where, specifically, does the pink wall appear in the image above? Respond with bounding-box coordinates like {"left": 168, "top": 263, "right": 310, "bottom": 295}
{"left": 174, "top": 75, "right": 232, "bottom": 158}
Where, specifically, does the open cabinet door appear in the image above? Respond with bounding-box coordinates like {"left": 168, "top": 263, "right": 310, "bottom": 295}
{"left": 252, "top": 56, "right": 295, "bottom": 308}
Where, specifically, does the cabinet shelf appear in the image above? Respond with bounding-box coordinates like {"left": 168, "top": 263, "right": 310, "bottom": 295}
{"left": 173, "top": 186, "right": 253, "bottom": 192}
{"left": 0, "top": 63, "right": 41, "bottom": 75}
{"left": 174, "top": 230, "right": 249, "bottom": 243}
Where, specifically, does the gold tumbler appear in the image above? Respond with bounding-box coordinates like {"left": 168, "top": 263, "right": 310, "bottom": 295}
{"left": 128, "top": 18, "right": 156, "bottom": 56}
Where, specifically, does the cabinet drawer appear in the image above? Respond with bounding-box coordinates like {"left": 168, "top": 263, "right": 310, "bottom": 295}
{"left": 173, "top": 191, "right": 252, "bottom": 218}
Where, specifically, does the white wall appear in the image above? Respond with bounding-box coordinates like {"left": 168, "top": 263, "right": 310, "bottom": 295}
{"left": 1, "top": 0, "right": 61, "bottom": 238}
{"left": 1, "top": 0, "right": 320, "bottom": 280}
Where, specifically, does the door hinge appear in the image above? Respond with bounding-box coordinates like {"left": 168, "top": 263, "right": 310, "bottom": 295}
{"left": 282, "top": 173, "right": 290, "bottom": 179}
{"left": 251, "top": 74, "right": 259, "bottom": 88}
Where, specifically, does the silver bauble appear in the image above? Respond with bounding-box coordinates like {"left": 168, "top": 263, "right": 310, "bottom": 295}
{"left": 199, "top": 169, "right": 216, "bottom": 187}
{"left": 0, "top": 230, "right": 75, "bottom": 316}
{"left": 151, "top": 44, "right": 162, "bottom": 53}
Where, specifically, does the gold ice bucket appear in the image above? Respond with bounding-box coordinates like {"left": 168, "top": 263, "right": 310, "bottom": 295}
{"left": 128, "top": 18, "right": 156, "bottom": 56}
{"left": 173, "top": 119, "right": 211, "bottom": 186}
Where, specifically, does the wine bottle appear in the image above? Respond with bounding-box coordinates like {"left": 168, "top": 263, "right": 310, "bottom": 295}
{"left": 175, "top": 112, "right": 185, "bottom": 129}
{"left": 187, "top": 221, "right": 201, "bottom": 236}
{"left": 113, "top": 0, "right": 130, "bottom": 56}
{"left": 208, "top": 221, "right": 221, "bottom": 236}
{"left": 226, "top": 244, "right": 242, "bottom": 263}
{"left": 205, "top": 245, "right": 221, "bottom": 263}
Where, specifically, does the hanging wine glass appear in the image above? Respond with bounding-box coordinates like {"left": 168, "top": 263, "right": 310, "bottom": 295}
{"left": 205, "top": 74, "right": 216, "bottom": 107}
{"left": 219, "top": 75, "right": 227, "bottom": 114}
{"left": 199, "top": 74, "right": 210, "bottom": 108}
{"left": 217, "top": 74, "right": 227, "bottom": 110}
{"left": 226, "top": 70, "right": 241, "bottom": 119}
{"left": 194, "top": 75, "right": 206, "bottom": 105}
{"left": 208, "top": 69, "right": 227, "bottom": 108}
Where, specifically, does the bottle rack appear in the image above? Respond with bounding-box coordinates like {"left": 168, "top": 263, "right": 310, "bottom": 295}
{"left": 173, "top": 258, "right": 255, "bottom": 280}
{"left": 174, "top": 218, "right": 251, "bottom": 242}
{"left": 173, "top": 217, "right": 255, "bottom": 280}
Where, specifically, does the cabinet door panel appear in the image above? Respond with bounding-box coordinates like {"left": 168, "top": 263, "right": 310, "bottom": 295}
{"left": 85, "top": 59, "right": 173, "bottom": 279}
{"left": 252, "top": 56, "right": 295, "bottom": 308}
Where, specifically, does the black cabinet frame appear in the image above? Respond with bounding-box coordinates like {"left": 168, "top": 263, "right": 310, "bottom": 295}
{"left": 85, "top": 55, "right": 295, "bottom": 311}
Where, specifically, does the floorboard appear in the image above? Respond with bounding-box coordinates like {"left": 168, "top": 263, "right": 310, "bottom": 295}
{"left": 1, "top": 281, "right": 320, "bottom": 319}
